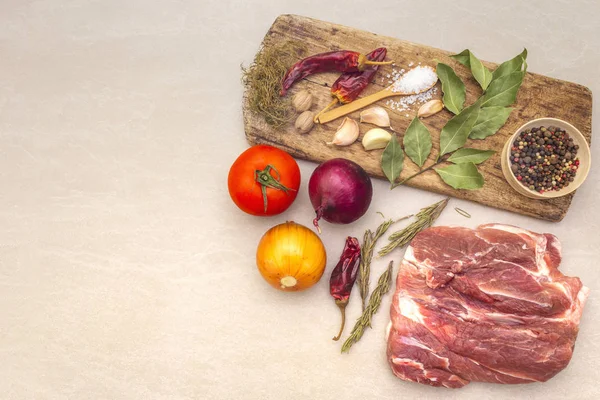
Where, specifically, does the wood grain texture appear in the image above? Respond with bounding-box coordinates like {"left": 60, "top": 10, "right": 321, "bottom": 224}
{"left": 242, "top": 14, "right": 593, "bottom": 222}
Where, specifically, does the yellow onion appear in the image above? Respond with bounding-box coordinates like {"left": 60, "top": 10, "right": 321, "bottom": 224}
{"left": 256, "top": 221, "right": 327, "bottom": 291}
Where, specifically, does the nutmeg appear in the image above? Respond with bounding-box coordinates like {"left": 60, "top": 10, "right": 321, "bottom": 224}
{"left": 295, "top": 111, "right": 315, "bottom": 134}
{"left": 292, "top": 90, "right": 313, "bottom": 113}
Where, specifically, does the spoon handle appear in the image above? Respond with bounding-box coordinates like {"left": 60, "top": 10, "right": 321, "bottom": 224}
{"left": 316, "top": 88, "right": 394, "bottom": 124}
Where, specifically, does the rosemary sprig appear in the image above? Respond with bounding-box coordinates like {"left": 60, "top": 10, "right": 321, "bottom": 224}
{"left": 357, "top": 229, "right": 373, "bottom": 310}
{"left": 357, "top": 215, "right": 411, "bottom": 311}
{"left": 378, "top": 198, "right": 449, "bottom": 257}
{"left": 342, "top": 261, "right": 394, "bottom": 353}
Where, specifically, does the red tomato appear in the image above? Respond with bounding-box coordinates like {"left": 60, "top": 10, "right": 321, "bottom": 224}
{"left": 228, "top": 145, "right": 301, "bottom": 216}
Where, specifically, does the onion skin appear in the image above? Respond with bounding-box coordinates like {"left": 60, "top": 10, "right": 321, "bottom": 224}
{"left": 256, "top": 221, "right": 327, "bottom": 292}
{"left": 308, "top": 158, "right": 373, "bottom": 232}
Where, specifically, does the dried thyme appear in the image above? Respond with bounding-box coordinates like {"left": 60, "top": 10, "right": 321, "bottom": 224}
{"left": 242, "top": 41, "right": 306, "bottom": 127}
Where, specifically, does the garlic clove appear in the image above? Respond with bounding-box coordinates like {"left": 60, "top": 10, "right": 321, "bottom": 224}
{"left": 359, "top": 106, "right": 391, "bottom": 127}
{"left": 292, "top": 90, "right": 313, "bottom": 113}
{"left": 418, "top": 99, "right": 444, "bottom": 119}
{"left": 327, "top": 117, "right": 359, "bottom": 146}
{"left": 362, "top": 128, "right": 392, "bottom": 151}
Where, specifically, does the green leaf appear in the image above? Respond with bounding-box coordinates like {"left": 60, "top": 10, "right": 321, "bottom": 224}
{"left": 450, "top": 49, "right": 493, "bottom": 90}
{"left": 450, "top": 49, "right": 470, "bottom": 66}
{"left": 447, "top": 148, "right": 495, "bottom": 164}
{"left": 436, "top": 62, "right": 466, "bottom": 115}
{"left": 403, "top": 118, "right": 432, "bottom": 168}
{"left": 435, "top": 162, "right": 484, "bottom": 190}
{"left": 381, "top": 133, "right": 404, "bottom": 186}
{"left": 439, "top": 100, "right": 481, "bottom": 157}
{"left": 492, "top": 48, "right": 528, "bottom": 81}
{"left": 481, "top": 71, "right": 525, "bottom": 108}
{"left": 469, "top": 52, "right": 493, "bottom": 91}
{"left": 469, "top": 106, "right": 513, "bottom": 139}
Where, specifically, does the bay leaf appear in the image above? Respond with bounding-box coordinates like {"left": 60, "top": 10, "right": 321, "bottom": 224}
{"left": 439, "top": 100, "right": 481, "bottom": 157}
{"left": 469, "top": 106, "right": 513, "bottom": 139}
{"left": 403, "top": 117, "right": 432, "bottom": 168}
{"left": 450, "top": 49, "right": 470, "bottom": 66}
{"left": 436, "top": 62, "right": 466, "bottom": 115}
{"left": 381, "top": 133, "right": 404, "bottom": 185}
{"left": 481, "top": 71, "right": 524, "bottom": 108}
{"left": 447, "top": 148, "right": 495, "bottom": 164}
{"left": 450, "top": 49, "right": 493, "bottom": 90}
{"left": 492, "top": 48, "right": 528, "bottom": 81}
{"left": 435, "top": 162, "right": 484, "bottom": 190}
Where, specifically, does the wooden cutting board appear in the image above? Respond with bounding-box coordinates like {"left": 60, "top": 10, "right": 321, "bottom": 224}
{"left": 242, "top": 14, "right": 593, "bottom": 222}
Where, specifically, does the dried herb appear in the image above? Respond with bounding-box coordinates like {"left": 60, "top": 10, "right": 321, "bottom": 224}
{"left": 436, "top": 62, "right": 466, "bottom": 114}
{"left": 381, "top": 133, "right": 404, "bottom": 186}
{"left": 341, "top": 261, "right": 394, "bottom": 353}
{"left": 357, "top": 214, "right": 411, "bottom": 310}
{"left": 481, "top": 71, "right": 526, "bottom": 108}
{"left": 434, "top": 162, "right": 484, "bottom": 190}
{"left": 403, "top": 117, "right": 432, "bottom": 168}
{"left": 455, "top": 207, "right": 471, "bottom": 218}
{"left": 469, "top": 106, "right": 513, "bottom": 139}
{"left": 378, "top": 198, "right": 448, "bottom": 257}
{"left": 492, "top": 48, "right": 527, "bottom": 81}
{"left": 447, "top": 148, "right": 495, "bottom": 164}
{"left": 242, "top": 41, "right": 306, "bottom": 127}
{"left": 451, "top": 49, "right": 493, "bottom": 90}
{"left": 383, "top": 49, "right": 528, "bottom": 191}
{"left": 438, "top": 99, "right": 482, "bottom": 158}
{"left": 357, "top": 230, "right": 373, "bottom": 310}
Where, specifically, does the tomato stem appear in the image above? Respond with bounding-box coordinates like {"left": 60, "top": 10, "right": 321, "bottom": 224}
{"left": 254, "top": 164, "right": 295, "bottom": 213}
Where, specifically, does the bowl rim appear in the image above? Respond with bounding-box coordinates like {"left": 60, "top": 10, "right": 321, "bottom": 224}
{"left": 503, "top": 117, "right": 591, "bottom": 199}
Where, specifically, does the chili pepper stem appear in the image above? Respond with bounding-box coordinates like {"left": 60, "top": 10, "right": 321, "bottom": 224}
{"left": 364, "top": 60, "right": 393, "bottom": 66}
{"left": 357, "top": 54, "right": 394, "bottom": 70}
{"left": 332, "top": 299, "right": 348, "bottom": 341}
{"left": 314, "top": 98, "right": 339, "bottom": 123}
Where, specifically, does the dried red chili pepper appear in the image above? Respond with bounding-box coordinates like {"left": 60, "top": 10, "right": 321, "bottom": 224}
{"left": 330, "top": 236, "right": 361, "bottom": 341}
{"left": 314, "top": 47, "right": 387, "bottom": 122}
{"left": 280, "top": 50, "right": 392, "bottom": 96}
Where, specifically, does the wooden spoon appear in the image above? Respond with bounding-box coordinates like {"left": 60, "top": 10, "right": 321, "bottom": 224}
{"left": 315, "top": 65, "right": 438, "bottom": 124}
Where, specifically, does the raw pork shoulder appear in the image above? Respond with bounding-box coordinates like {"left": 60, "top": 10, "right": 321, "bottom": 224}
{"left": 387, "top": 224, "right": 588, "bottom": 388}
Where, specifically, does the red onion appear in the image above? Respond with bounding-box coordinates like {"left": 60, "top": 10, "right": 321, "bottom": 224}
{"left": 308, "top": 158, "right": 373, "bottom": 233}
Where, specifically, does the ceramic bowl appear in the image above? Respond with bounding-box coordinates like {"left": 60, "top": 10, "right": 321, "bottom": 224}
{"left": 501, "top": 117, "right": 591, "bottom": 199}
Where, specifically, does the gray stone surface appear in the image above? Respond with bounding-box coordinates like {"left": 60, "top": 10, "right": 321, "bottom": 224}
{"left": 1, "top": 1, "right": 598, "bottom": 398}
